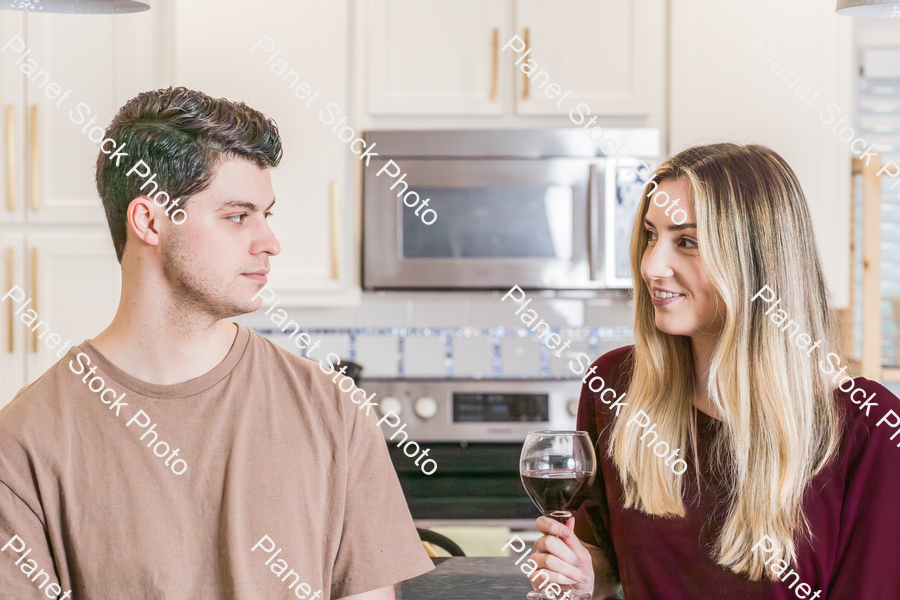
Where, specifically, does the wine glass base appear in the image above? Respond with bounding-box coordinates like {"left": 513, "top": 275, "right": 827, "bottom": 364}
{"left": 526, "top": 587, "right": 591, "bottom": 600}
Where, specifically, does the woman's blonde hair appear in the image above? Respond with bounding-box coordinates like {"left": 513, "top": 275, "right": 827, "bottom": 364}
{"left": 608, "top": 143, "right": 844, "bottom": 580}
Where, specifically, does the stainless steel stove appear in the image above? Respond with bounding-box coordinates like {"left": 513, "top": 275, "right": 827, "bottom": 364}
{"left": 366, "top": 378, "right": 583, "bottom": 528}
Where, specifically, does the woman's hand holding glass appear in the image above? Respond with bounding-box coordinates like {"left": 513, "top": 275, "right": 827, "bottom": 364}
{"left": 531, "top": 515, "right": 594, "bottom": 596}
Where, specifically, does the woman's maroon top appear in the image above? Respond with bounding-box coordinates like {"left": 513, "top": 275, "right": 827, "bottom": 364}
{"left": 573, "top": 345, "right": 900, "bottom": 600}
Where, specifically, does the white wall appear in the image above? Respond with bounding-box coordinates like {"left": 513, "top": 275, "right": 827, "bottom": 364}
{"left": 670, "top": 0, "right": 854, "bottom": 307}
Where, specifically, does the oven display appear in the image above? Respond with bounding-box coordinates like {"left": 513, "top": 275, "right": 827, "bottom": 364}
{"left": 452, "top": 393, "right": 550, "bottom": 423}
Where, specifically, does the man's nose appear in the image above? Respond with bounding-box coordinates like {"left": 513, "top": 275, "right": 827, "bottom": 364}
{"left": 256, "top": 221, "right": 281, "bottom": 256}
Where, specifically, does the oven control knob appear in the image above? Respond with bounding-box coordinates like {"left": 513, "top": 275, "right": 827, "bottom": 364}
{"left": 380, "top": 396, "right": 403, "bottom": 417}
{"left": 567, "top": 399, "right": 579, "bottom": 416}
{"left": 414, "top": 396, "right": 438, "bottom": 420}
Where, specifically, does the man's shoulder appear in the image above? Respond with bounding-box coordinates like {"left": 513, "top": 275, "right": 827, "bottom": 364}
{"left": 244, "top": 327, "right": 322, "bottom": 375}
{"left": 242, "top": 327, "right": 349, "bottom": 413}
{"left": 242, "top": 328, "right": 386, "bottom": 447}
{"left": 0, "top": 352, "right": 77, "bottom": 425}
{"left": 0, "top": 353, "right": 80, "bottom": 486}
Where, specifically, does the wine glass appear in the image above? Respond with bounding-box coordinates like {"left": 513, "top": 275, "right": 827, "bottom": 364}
{"left": 520, "top": 430, "right": 597, "bottom": 600}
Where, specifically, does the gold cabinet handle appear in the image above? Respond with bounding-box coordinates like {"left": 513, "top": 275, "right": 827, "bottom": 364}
{"left": 522, "top": 28, "right": 530, "bottom": 101}
{"left": 330, "top": 181, "right": 339, "bottom": 280}
{"left": 490, "top": 28, "right": 499, "bottom": 102}
{"left": 5, "top": 105, "right": 14, "bottom": 212}
{"left": 6, "top": 248, "right": 13, "bottom": 353}
{"left": 30, "top": 247, "right": 37, "bottom": 352}
{"left": 29, "top": 105, "right": 38, "bottom": 211}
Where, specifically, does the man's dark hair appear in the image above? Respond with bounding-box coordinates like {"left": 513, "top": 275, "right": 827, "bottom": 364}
{"left": 96, "top": 86, "right": 282, "bottom": 262}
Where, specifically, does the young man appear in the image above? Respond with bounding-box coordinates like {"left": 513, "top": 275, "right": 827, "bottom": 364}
{"left": 0, "top": 87, "right": 433, "bottom": 599}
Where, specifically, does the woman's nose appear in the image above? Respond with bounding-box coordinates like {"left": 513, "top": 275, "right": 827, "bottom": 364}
{"left": 642, "top": 243, "right": 675, "bottom": 280}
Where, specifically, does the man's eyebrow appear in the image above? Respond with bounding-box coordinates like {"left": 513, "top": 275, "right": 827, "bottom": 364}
{"left": 217, "top": 198, "right": 276, "bottom": 212}
{"left": 643, "top": 218, "right": 696, "bottom": 231}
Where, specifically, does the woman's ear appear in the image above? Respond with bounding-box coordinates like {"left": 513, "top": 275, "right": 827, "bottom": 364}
{"left": 127, "top": 196, "right": 162, "bottom": 248}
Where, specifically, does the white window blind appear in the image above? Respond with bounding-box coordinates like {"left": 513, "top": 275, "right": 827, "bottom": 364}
{"left": 859, "top": 47, "right": 900, "bottom": 367}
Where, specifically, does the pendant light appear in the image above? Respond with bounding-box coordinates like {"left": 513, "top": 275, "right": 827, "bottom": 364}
{"left": 1, "top": 0, "right": 149, "bottom": 13}
{"left": 837, "top": 0, "right": 900, "bottom": 17}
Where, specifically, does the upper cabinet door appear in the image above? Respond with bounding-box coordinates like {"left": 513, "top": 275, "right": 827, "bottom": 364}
{"left": 24, "top": 230, "right": 121, "bottom": 384}
{"left": 24, "top": 13, "right": 115, "bottom": 225}
{"left": 513, "top": 0, "right": 665, "bottom": 117}
{"left": 0, "top": 233, "right": 26, "bottom": 409}
{"left": 367, "top": 0, "right": 508, "bottom": 115}
{"left": 0, "top": 13, "right": 25, "bottom": 226}
{"left": 23, "top": 10, "right": 161, "bottom": 225}
{"left": 174, "top": 0, "right": 358, "bottom": 305}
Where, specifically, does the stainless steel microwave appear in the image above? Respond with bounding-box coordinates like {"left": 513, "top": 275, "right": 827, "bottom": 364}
{"left": 362, "top": 129, "right": 660, "bottom": 290}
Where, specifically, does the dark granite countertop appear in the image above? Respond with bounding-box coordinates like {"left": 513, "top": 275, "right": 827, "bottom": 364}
{"left": 397, "top": 557, "right": 534, "bottom": 600}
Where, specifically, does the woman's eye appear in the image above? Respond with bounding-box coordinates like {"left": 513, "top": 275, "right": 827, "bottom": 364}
{"left": 229, "top": 214, "right": 246, "bottom": 224}
{"left": 645, "top": 230, "right": 657, "bottom": 241}
{"left": 681, "top": 237, "right": 698, "bottom": 249}
{"left": 265, "top": 212, "right": 274, "bottom": 219}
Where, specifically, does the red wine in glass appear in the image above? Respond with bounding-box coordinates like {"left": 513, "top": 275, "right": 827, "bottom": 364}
{"left": 520, "top": 431, "right": 597, "bottom": 600}
{"left": 521, "top": 469, "right": 593, "bottom": 523}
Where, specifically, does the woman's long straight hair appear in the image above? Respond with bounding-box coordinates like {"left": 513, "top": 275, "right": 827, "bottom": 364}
{"left": 607, "top": 144, "right": 844, "bottom": 580}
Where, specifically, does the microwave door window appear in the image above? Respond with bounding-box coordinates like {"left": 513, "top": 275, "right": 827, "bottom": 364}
{"left": 613, "top": 165, "right": 652, "bottom": 281}
{"left": 402, "top": 185, "right": 574, "bottom": 259}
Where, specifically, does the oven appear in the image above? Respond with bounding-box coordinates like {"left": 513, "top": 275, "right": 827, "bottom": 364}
{"left": 362, "top": 128, "right": 660, "bottom": 291}
{"left": 365, "top": 378, "right": 583, "bottom": 529}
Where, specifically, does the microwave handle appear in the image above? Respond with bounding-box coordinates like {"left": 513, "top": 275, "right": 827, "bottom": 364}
{"left": 588, "top": 163, "right": 603, "bottom": 282}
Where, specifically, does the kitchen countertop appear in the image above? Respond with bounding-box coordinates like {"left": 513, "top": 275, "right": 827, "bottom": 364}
{"left": 397, "top": 557, "right": 534, "bottom": 599}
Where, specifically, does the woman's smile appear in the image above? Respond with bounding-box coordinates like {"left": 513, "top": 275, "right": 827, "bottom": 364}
{"left": 650, "top": 288, "right": 686, "bottom": 306}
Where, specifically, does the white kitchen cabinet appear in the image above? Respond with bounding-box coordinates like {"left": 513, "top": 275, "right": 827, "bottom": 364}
{"left": 25, "top": 13, "right": 117, "bottom": 225}
{"left": 0, "top": 231, "right": 120, "bottom": 410}
{"left": 364, "top": 0, "right": 665, "bottom": 120}
{"left": 669, "top": 0, "right": 853, "bottom": 306}
{"left": 0, "top": 8, "right": 163, "bottom": 408}
{"left": 513, "top": 0, "right": 666, "bottom": 117}
{"left": 24, "top": 231, "right": 121, "bottom": 382}
{"left": 367, "top": 0, "right": 508, "bottom": 115}
{"left": 0, "top": 10, "right": 163, "bottom": 226}
{"left": 0, "top": 233, "right": 26, "bottom": 409}
{"left": 1, "top": 13, "right": 26, "bottom": 227}
{"left": 173, "top": 0, "right": 360, "bottom": 307}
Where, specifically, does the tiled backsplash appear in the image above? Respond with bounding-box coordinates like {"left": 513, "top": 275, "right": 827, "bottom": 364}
{"left": 234, "top": 291, "right": 635, "bottom": 379}
{"left": 251, "top": 325, "right": 633, "bottom": 379}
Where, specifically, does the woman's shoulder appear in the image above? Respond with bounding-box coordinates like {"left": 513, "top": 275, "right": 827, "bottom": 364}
{"left": 588, "top": 344, "right": 636, "bottom": 387}
{"left": 834, "top": 376, "right": 900, "bottom": 465}
{"left": 577, "top": 345, "right": 636, "bottom": 431}
{"left": 825, "top": 377, "right": 900, "bottom": 573}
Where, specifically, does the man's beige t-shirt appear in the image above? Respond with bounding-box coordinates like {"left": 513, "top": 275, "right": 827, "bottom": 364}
{"left": 0, "top": 324, "right": 433, "bottom": 599}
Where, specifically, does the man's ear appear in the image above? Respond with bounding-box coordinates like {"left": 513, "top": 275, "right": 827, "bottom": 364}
{"left": 127, "top": 196, "right": 163, "bottom": 248}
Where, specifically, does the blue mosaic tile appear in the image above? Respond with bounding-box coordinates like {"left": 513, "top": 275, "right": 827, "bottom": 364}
{"left": 252, "top": 326, "right": 633, "bottom": 380}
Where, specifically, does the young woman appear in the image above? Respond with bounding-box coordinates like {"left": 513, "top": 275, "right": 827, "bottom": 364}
{"left": 529, "top": 144, "right": 900, "bottom": 599}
